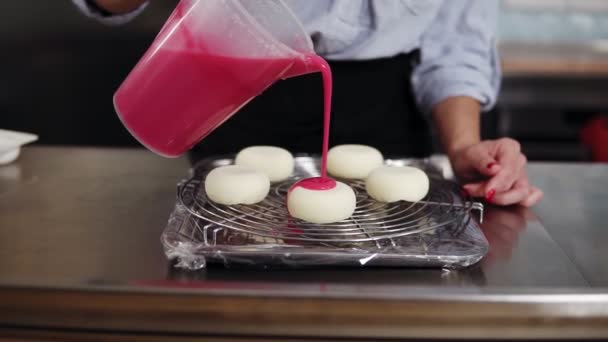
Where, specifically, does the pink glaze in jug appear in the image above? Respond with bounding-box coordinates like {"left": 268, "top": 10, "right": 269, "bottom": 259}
{"left": 114, "top": 0, "right": 332, "bottom": 168}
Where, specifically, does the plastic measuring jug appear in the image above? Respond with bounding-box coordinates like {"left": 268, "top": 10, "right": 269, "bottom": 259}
{"left": 113, "top": 0, "right": 319, "bottom": 157}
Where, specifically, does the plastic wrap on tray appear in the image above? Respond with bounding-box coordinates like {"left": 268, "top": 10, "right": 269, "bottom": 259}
{"left": 161, "top": 156, "right": 488, "bottom": 269}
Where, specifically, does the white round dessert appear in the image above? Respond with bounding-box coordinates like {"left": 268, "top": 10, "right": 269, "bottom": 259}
{"left": 366, "top": 166, "right": 429, "bottom": 203}
{"left": 204, "top": 165, "right": 270, "bottom": 205}
{"left": 327, "top": 144, "right": 384, "bottom": 179}
{"left": 235, "top": 146, "right": 295, "bottom": 182}
{"left": 287, "top": 180, "right": 356, "bottom": 224}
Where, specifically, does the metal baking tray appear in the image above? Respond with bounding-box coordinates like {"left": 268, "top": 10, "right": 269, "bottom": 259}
{"left": 161, "top": 156, "right": 489, "bottom": 269}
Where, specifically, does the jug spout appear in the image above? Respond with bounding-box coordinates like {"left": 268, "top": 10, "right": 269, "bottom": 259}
{"left": 282, "top": 54, "right": 326, "bottom": 79}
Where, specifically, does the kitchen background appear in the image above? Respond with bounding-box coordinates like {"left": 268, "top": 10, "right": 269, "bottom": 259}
{"left": 1, "top": 0, "right": 607, "bottom": 161}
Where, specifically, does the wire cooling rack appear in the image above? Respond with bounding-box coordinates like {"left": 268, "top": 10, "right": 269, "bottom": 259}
{"left": 162, "top": 156, "right": 489, "bottom": 269}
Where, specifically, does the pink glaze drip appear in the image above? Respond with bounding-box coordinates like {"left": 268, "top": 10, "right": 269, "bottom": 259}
{"left": 288, "top": 177, "right": 337, "bottom": 195}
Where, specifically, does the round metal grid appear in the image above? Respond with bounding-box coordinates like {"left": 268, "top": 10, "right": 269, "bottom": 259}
{"left": 177, "top": 176, "right": 481, "bottom": 243}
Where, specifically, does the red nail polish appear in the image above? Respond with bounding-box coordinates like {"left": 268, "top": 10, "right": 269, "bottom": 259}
{"left": 486, "top": 189, "right": 496, "bottom": 202}
{"left": 487, "top": 162, "right": 496, "bottom": 169}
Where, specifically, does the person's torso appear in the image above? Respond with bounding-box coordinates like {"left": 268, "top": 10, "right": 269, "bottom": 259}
{"left": 284, "top": 0, "right": 443, "bottom": 60}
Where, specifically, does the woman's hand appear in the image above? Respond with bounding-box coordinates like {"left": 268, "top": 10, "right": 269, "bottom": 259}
{"left": 448, "top": 138, "right": 543, "bottom": 207}
{"left": 431, "top": 97, "right": 542, "bottom": 207}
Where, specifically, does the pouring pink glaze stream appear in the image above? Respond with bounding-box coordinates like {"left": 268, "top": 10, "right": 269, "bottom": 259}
{"left": 287, "top": 54, "right": 337, "bottom": 193}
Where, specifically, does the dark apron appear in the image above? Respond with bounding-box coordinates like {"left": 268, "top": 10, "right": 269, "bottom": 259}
{"left": 189, "top": 51, "right": 432, "bottom": 162}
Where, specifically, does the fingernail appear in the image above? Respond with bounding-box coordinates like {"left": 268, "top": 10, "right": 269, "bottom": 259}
{"left": 485, "top": 189, "right": 496, "bottom": 202}
{"left": 487, "top": 162, "right": 497, "bottom": 169}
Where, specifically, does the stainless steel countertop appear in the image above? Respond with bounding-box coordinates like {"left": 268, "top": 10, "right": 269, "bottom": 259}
{"left": 0, "top": 146, "right": 607, "bottom": 339}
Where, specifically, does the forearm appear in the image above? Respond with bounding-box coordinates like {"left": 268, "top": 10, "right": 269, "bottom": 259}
{"left": 93, "top": 0, "right": 147, "bottom": 14}
{"left": 431, "top": 96, "right": 481, "bottom": 157}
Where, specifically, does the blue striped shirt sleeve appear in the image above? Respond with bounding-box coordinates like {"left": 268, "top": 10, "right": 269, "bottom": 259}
{"left": 411, "top": 0, "right": 501, "bottom": 114}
